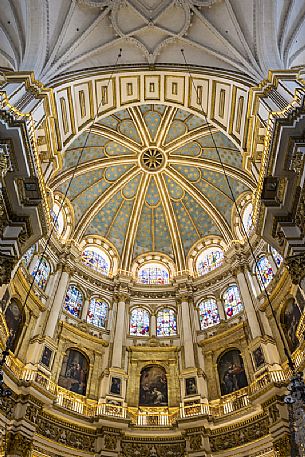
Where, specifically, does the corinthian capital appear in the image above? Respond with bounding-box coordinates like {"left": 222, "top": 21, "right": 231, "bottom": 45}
{"left": 286, "top": 252, "right": 305, "bottom": 284}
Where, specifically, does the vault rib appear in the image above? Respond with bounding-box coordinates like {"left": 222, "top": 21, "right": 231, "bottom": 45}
{"left": 155, "top": 173, "right": 186, "bottom": 273}
{"left": 156, "top": 106, "right": 177, "bottom": 148}
{"left": 73, "top": 166, "right": 140, "bottom": 242}
{"left": 128, "top": 107, "right": 151, "bottom": 147}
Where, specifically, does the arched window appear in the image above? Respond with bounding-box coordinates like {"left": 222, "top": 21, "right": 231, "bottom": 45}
{"left": 270, "top": 246, "right": 283, "bottom": 267}
{"left": 87, "top": 297, "right": 108, "bottom": 328}
{"left": 217, "top": 349, "right": 248, "bottom": 396}
{"left": 242, "top": 202, "right": 253, "bottom": 234}
{"left": 130, "top": 307, "right": 150, "bottom": 336}
{"left": 50, "top": 202, "right": 64, "bottom": 235}
{"left": 255, "top": 256, "right": 274, "bottom": 288}
{"left": 64, "top": 285, "right": 83, "bottom": 318}
{"left": 22, "top": 244, "right": 35, "bottom": 267}
{"left": 5, "top": 299, "right": 24, "bottom": 352}
{"left": 156, "top": 308, "right": 177, "bottom": 336}
{"left": 223, "top": 285, "right": 243, "bottom": 318}
{"left": 196, "top": 247, "right": 224, "bottom": 276}
{"left": 81, "top": 246, "right": 110, "bottom": 276}
{"left": 31, "top": 257, "right": 50, "bottom": 290}
{"left": 138, "top": 262, "right": 169, "bottom": 285}
{"left": 58, "top": 349, "right": 89, "bottom": 396}
{"left": 198, "top": 298, "right": 220, "bottom": 329}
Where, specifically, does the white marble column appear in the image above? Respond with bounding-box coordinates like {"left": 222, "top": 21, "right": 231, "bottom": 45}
{"left": 44, "top": 265, "right": 70, "bottom": 338}
{"left": 179, "top": 293, "right": 195, "bottom": 368}
{"left": 236, "top": 268, "right": 262, "bottom": 339}
{"left": 81, "top": 297, "right": 90, "bottom": 321}
{"left": 151, "top": 311, "right": 157, "bottom": 336}
{"left": 111, "top": 292, "right": 128, "bottom": 368}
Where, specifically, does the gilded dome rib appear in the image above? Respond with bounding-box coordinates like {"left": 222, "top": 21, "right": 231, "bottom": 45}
{"left": 166, "top": 166, "right": 233, "bottom": 243}
{"left": 73, "top": 166, "right": 140, "bottom": 242}
{"left": 121, "top": 173, "right": 151, "bottom": 272}
{"left": 155, "top": 173, "right": 186, "bottom": 272}
{"left": 128, "top": 107, "right": 151, "bottom": 147}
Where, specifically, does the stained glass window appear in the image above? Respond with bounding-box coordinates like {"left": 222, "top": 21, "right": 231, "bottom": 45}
{"left": 223, "top": 285, "right": 243, "bottom": 318}
{"left": 242, "top": 202, "right": 253, "bottom": 234}
{"left": 138, "top": 263, "right": 169, "bottom": 285}
{"left": 31, "top": 257, "right": 50, "bottom": 290}
{"left": 51, "top": 202, "right": 64, "bottom": 235}
{"left": 256, "top": 256, "right": 274, "bottom": 288}
{"left": 198, "top": 298, "right": 220, "bottom": 329}
{"left": 87, "top": 298, "right": 108, "bottom": 328}
{"left": 196, "top": 247, "right": 224, "bottom": 276}
{"left": 64, "top": 285, "right": 83, "bottom": 318}
{"left": 129, "top": 307, "right": 150, "bottom": 336}
{"left": 22, "top": 244, "right": 35, "bottom": 267}
{"left": 270, "top": 247, "right": 283, "bottom": 267}
{"left": 81, "top": 246, "right": 110, "bottom": 276}
{"left": 157, "top": 308, "right": 177, "bottom": 336}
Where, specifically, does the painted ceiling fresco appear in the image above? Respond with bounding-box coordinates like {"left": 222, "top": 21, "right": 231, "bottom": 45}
{"left": 50, "top": 104, "right": 256, "bottom": 263}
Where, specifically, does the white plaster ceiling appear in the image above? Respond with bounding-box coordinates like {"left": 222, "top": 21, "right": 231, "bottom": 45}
{"left": 0, "top": 0, "right": 304, "bottom": 84}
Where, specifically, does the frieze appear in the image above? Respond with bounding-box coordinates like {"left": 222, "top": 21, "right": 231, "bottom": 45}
{"left": 121, "top": 440, "right": 185, "bottom": 457}
{"left": 274, "top": 434, "right": 290, "bottom": 456}
{"left": 209, "top": 415, "right": 269, "bottom": 452}
{"left": 6, "top": 432, "right": 32, "bottom": 457}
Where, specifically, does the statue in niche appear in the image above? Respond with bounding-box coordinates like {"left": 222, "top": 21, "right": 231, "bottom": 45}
{"left": 217, "top": 349, "right": 248, "bottom": 396}
{"left": 139, "top": 365, "right": 168, "bottom": 406}
{"left": 281, "top": 299, "right": 302, "bottom": 352}
{"left": 58, "top": 349, "right": 89, "bottom": 395}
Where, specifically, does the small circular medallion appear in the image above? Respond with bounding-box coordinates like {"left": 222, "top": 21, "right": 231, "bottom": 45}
{"left": 140, "top": 148, "right": 166, "bottom": 173}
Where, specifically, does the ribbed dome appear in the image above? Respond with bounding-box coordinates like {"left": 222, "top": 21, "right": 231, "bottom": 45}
{"left": 50, "top": 104, "right": 255, "bottom": 271}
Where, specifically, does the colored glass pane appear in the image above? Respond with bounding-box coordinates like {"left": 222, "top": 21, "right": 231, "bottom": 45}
{"left": 223, "top": 285, "right": 243, "bottom": 318}
{"left": 50, "top": 202, "right": 64, "bottom": 235}
{"left": 270, "top": 247, "right": 283, "bottom": 267}
{"left": 138, "top": 263, "right": 169, "bottom": 285}
{"left": 129, "top": 307, "right": 150, "bottom": 336}
{"left": 64, "top": 285, "right": 83, "bottom": 318}
{"left": 22, "top": 245, "right": 35, "bottom": 267}
{"left": 256, "top": 256, "right": 274, "bottom": 288}
{"left": 31, "top": 258, "right": 50, "bottom": 290}
{"left": 87, "top": 298, "right": 108, "bottom": 328}
{"left": 196, "top": 247, "right": 224, "bottom": 276}
{"left": 157, "top": 308, "right": 177, "bottom": 336}
{"left": 199, "top": 298, "right": 220, "bottom": 329}
{"left": 242, "top": 203, "right": 253, "bottom": 234}
{"left": 81, "top": 246, "right": 110, "bottom": 275}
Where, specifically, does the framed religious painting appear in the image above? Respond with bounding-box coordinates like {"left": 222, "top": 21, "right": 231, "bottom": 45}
{"left": 40, "top": 346, "right": 53, "bottom": 368}
{"left": 110, "top": 376, "right": 122, "bottom": 396}
{"left": 185, "top": 377, "right": 197, "bottom": 396}
{"left": 252, "top": 346, "right": 265, "bottom": 370}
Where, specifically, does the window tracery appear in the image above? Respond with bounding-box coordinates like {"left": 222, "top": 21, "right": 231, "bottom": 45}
{"left": 156, "top": 308, "right": 177, "bottom": 336}
{"left": 31, "top": 257, "right": 50, "bottom": 290}
{"left": 22, "top": 244, "right": 35, "bottom": 267}
{"left": 242, "top": 202, "right": 253, "bottom": 234}
{"left": 270, "top": 246, "right": 283, "bottom": 267}
{"left": 198, "top": 298, "right": 220, "bottom": 329}
{"left": 255, "top": 256, "right": 274, "bottom": 288}
{"left": 196, "top": 247, "right": 224, "bottom": 276}
{"left": 129, "top": 307, "right": 150, "bottom": 336}
{"left": 138, "top": 262, "right": 169, "bottom": 285}
{"left": 50, "top": 202, "right": 65, "bottom": 235}
{"left": 223, "top": 285, "right": 243, "bottom": 318}
{"left": 64, "top": 285, "right": 83, "bottom": 318}
{"left": 87, "top": 297, "right": 108, "bottom": 328}
{"left": 81, "top": 246, "right": 110, "bottom": 276}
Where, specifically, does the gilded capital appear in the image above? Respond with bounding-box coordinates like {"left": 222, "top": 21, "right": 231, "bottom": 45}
{"left": 285, "top": 252, "right": 305, "bottom": 284}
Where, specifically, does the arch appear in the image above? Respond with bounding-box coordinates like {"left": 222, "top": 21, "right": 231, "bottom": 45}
{"left": 58, "top": 348, "right": 89, "bottom": 396}
{"left": 156, "top": 308, "right": 177, "bottom": 336}
{"left": 280, "top": 298, "right": 301, "bottom": 353}
{"left": 64, "top": 285, "right": 83, "bottom": 319}
{"left": 255, "top": 256, "right": 274, "bottom": 288}
{"left": 51, "top": 192, "right": 74, "bottom": 240}
{"left": 52, "top": 70, "right": 251, "bottom": 154}
{"left": 86, "top": 297, "right": 109, "bottom": 328}
{"left": 137, "top": 262, "right": 170, "bottom": 285}
{"left": 132, "top": 252, "right": 176, "bottom": 279}
{"left": 129, "top": 307, "right": 150, "bottom": 336}
{"left": 79, "top": 235, "right": 119, "bottom": 277}
{"left": 22, "top": 244, "right": 36, "bottom": 267}
{"left": 31, "top": 257, "right": 51, "bottom": 290}
{"left": 269, "top": 246, "right": 283, "bottom": 268}
{"left": 187, "top": 236, "right": 227, "bottom": 276}
{"left": 197, "top": 297, "right": 220, "bottom": 329}
{"left": 217, "top": 349, "right": 248, "bottom": 396}
{"left": 4, "top": 299, "right": 24, "bottom": 352}
{"left": 81, "top": 245, "right": 111, "bottom": 276}
{"left": 139, "top": 364, "right": 168, "bottom": 406}
{"left": 231, "top": 192, "right": 254, "bottom": 240}
{"left": 222, "top": 284, "right": 243, "bottom": 319}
